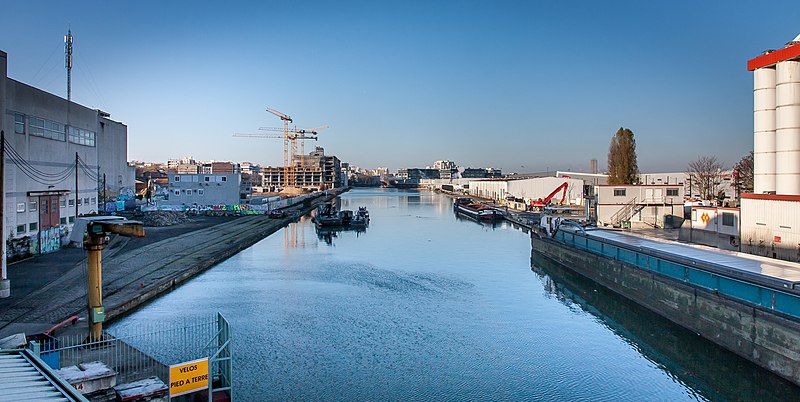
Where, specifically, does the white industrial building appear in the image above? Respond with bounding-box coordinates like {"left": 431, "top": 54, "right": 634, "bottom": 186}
{"left": 162, "top": 174, "right": 242, "bottom": 207}
{"left": 468, "top": 177, "right": 585, "bottom": 206}
{"left": 743, "top": 34, "right": 800, "bottom": 261}
{"left": 679, "top": 206, "right": 740, "bottom": 251}
{"left": 595, "top": 184, "right": 685, "bottom": 228}
{"left": 1, "top": 49, "right": 134, "bottom": 296}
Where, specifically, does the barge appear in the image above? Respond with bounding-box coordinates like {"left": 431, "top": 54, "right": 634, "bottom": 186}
{"left": 533, "top": 218, "right": 800, "bottom": 385}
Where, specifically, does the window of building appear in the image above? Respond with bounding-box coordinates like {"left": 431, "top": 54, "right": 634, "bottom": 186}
{"left": 16, "top": 203, "right": 25, "bottom": 213}
{"left": 722, "top": 212, "right": 734, "bottom": 227}
{"left": 28, "top": 116, "right": 66, "bottom": 141}
{"left": 198, "top": 189, "right": 204, "bottom": 196}
{"left": 68, "top": 199, "right": 75, "bottom": 207}
{"left": 174, "top": 176, "right": 181, "bottom": 182}
{"left": 29, "top": 201, "right": 37, "bottom": 212}
{"left": 91, "top": 197, "right": 96, "bottom": 205}
{"left": 60, "top": 217, "right": 67, "bottom": 225}
{"left": 68, "top": 126, "right": 96, "bottom": 147}
{"left": 14, "top": 113, "right": 25, "bottom": 134}
{"left": 613, "top": 188, "right": 626, "bottom": 197}
{"left": 69, "top": 216, "right": 75, "bottom": 224}
{"left": 666, "top": 188, "right": 679, "bottom": 197}
{"left": 77, "top": 198, "right": 82, "bottom": 206}
{"left": 29, "top": 222, "right": 37, "bottom": 231}
{"left": 221, "top": 176, "right": 227, "bottom": 182}
{"left": 174, "top": 190, "right": 180, "bottom": 196}
{"left": 204, "top": 177, "right": 210, "bottom": 182}
{"left": 60, "top": 199, "right": 66, "bottom": 208}
{"left": 16, "top": 224, "right": 25, "bottom": 234}
{"left": 83, "top": 197, "right": 89, "bottom": 205}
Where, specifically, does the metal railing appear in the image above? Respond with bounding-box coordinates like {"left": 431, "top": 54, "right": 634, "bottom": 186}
{"left": 609, "top": 197, "right": 639, "bottom": 226}
{"left": 29, "top": 313, "right": 232, "bottom": 399}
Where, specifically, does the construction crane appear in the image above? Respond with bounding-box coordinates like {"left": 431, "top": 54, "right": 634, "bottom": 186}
{"left": 253, "top": 124, "right": 328, "bottom": 186}
{"left": 233, "top": 130, "right": 320, "bottom": 187}
{"left": 265, "top": 108, "right": 293, "bottom": 187}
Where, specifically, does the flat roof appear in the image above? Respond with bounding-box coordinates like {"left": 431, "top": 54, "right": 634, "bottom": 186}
{"left": 576, "top": 228, "right": 800, "bottom": 291}
{"left": 741, "top": 193, "right": 800, "bottom": 202}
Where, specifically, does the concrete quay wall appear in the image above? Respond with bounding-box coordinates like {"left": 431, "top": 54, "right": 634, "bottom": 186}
{"left": 532, "top": 235, "right": 800, "bottom": 385}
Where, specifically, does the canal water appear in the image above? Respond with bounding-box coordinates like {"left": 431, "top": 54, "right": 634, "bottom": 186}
{"left": 110, "top": 188, "right": 800, "bottom": 401}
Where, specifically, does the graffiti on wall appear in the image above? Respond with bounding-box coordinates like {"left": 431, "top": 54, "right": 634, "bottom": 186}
{"left": 6, "top": 236, "right": 32, "bottom": 262}
{"left": 39, "top": 226, "right": 66, "bottom": 254}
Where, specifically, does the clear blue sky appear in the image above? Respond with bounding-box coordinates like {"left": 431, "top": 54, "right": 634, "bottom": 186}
{"left": 1, "top": 1, "right": 798, "bottom": 173}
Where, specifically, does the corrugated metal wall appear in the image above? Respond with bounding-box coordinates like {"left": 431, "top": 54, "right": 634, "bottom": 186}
{"left": 741, "top": 198, "right": 800, "bottom": 261}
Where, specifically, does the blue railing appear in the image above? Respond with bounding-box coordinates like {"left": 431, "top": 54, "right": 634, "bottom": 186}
{"left": 552, "top": 231, "right": 800, "bottom": 320}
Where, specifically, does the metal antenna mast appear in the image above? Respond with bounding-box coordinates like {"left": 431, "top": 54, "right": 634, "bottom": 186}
{"left": 65, "top": 30, "right": 73, "bottom": 101}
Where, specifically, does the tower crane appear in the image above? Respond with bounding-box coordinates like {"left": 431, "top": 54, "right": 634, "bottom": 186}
{"left": 257, "top": 124, "right": 329, "bottom": 186}
{"left": 233, "top": 130, "right": 320, "bottom": 187}
{"left": 265, "top": 108, "right": 292, "bottom": 187}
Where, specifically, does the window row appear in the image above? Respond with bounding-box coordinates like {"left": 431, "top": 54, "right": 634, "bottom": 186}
{"left": 15, "top": 217, "right": 76, "bottom": 234}
{"left": 16, "top": 197, "right": 96, "bottom": 212}
{"left": 14, "top": 113, "right": 96, "bottom": 147}
{"left": 173, "top": 175, "right": 227, "bottom": 182}
{"left": 172, "top": 189, "right": 205, "bottom": 196}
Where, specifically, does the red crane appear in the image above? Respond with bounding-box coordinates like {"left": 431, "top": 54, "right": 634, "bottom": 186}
{"left": 530, "top": 182, "right": 569, "bottom": 209}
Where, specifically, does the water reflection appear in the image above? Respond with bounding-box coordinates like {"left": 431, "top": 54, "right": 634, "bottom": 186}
{"left": 315, "top": 225, "right": 368, "bottom": 245}
{"left": 453, "top": 210, "right": 500, "bottom": 230}
{"left": 531, "top": 250, "right": 800, "bottom": 401}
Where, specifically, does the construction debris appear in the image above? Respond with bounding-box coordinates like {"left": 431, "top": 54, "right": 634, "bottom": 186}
{"left": 142, "top": 211, "right": 189, "bottom": 227}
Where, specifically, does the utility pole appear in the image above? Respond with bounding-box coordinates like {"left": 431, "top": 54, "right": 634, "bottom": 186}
{"left": 65, "top": 30, "right": 73, "bottom": 102}
{"left": 102, "top": 173, "right": 106, "bottom": 212}
{"left": 75, "top": 153, "right": 79, "bottom": 221}
{"left": 0, "top": 130, "right": 8, "bottom": 298}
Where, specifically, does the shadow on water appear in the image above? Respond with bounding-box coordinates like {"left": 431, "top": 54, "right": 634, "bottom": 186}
{"left": 531, "top": 250, "right": 800, "bottom": 401}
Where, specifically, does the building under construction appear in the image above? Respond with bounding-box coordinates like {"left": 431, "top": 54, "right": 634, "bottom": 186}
{"left": 261, "top": 147, "right": 343, "bottom": 191}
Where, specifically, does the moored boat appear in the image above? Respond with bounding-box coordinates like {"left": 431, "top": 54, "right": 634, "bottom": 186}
{"left": 351, "top": 207, "right": 370, "bottom": 226}
{"left": 314, "top": 203, "right": 343, "bottom": 227}
{"left": 453, "top": 197, "right": 503, "bottom": 221}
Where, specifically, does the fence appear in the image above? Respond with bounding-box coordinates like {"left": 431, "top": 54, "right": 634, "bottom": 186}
{"left": 31, "top": 313, "right": 232, "bottom": 399}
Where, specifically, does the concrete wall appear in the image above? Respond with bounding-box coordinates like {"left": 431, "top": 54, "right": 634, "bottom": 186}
{"left": 164, "top": 174, "right": 241, "bottom": 206}
{"left": 532, "top": 236, "right": 800, "bottom": 386}
{"left": 97, "top": 117, "right": 134, "bottom": 193}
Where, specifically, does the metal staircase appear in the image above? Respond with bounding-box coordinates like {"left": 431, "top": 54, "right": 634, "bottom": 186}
{"left": 609, "top": 197, "right": 644, "bottom": 228}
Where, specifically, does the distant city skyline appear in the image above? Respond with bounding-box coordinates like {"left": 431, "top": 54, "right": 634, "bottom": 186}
{"left": 1, "top": 1, "right": 797, "bottom": 174}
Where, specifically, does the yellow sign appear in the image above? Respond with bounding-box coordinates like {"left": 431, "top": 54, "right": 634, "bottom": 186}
{"left": 701, "top": 212, "right": 710, "bottom": 224}
{"left": 169, "top": 357, "right": 209, "bottom": 397}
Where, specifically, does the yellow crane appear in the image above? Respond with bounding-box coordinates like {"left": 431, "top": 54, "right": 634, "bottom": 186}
{"left": 233, "top": 130, "right": 321, "bottom": 187}
{"left": 259, "top": 125, "right": 329, "bottom": 177}
{"left": 265, "top": 108, "right": 293, "bottom": 187}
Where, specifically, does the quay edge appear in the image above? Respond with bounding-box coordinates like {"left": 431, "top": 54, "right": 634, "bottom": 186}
{"left": 104, "top": 187, "right": 350, "bottom": 324}
{"left": 531, "top": 230, "right": 800, "bottom": 386}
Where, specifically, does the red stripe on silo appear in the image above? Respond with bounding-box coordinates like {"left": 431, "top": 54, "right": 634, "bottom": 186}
{"left": 748, "top": 42, "right": 800, "bottom": 71}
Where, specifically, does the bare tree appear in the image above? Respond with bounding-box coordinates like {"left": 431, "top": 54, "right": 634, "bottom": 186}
{"left": 687, "top": 156, "right": 724, "bottom": 200}
{"left": 607, "top": 127, "right": 639, "bottom": 185}
{"left": 733, "top": 151, "right": 754, "bottom": 195}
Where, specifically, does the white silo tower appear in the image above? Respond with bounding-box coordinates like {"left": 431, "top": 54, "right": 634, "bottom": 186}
{"left": 749, "top": 33, "right": 800, "bottom": 195}
{"left": 754, "top": 66, "right": 776, "bottom": 194}
{"left": 775, "top": 59, "right": 800, "bottom": 195}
